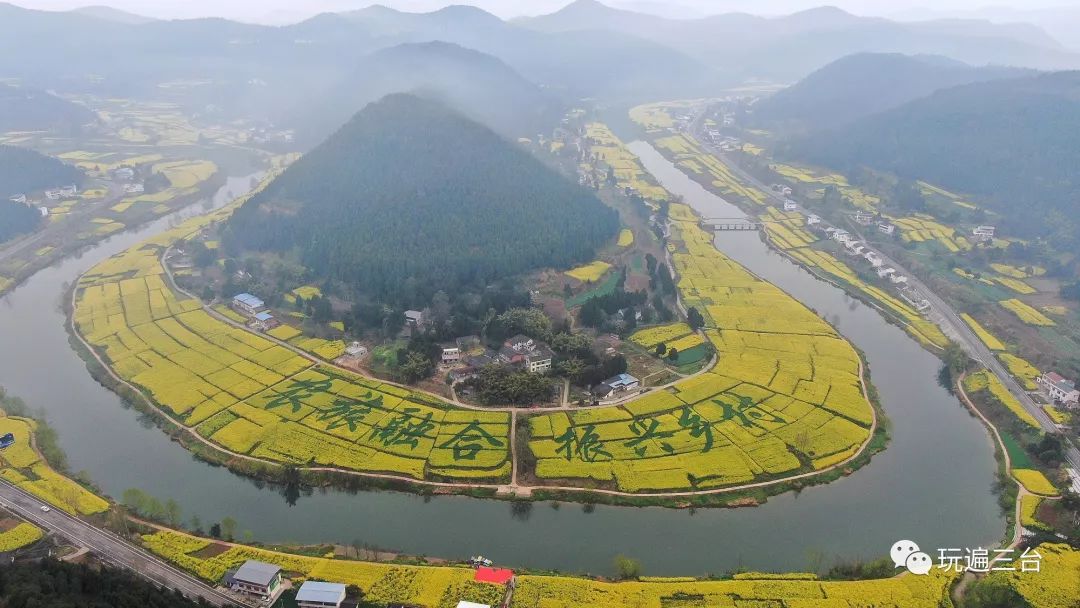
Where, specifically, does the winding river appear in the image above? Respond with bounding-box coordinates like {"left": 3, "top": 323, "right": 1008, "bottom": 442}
{"left": 0, "top": 146, "right": 1002, "bottom": 577}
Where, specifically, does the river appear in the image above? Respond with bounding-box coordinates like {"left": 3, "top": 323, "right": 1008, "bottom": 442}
{"left": 0, "top": 148, "right": 1002, "bottom": 577}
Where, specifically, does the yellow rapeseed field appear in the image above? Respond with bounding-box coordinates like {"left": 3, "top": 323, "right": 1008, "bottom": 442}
{"left": 73, "top": 174, "right": 512, "bottom": 484}
{"left": 565, "top": 261, "right": 612, "bottom": 282}
{"left": 999, "top": 299, "right": 1055, "bottom": 326}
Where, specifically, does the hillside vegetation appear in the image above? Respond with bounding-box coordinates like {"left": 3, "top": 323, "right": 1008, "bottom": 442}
{"left": 0, "top": 84, "right": 96, "bottom": 133}
{"left": 226, "top": 94, "right": 618, "bottom": 303}
{"left": 784, "top": 70, "right": 1080, "bottom": 245}
{"left": 0, "top": 145, "right": 84, "bottom": 195}
{"left": 752, "top": 53, "right": 1030, "bottom": 131}
{"left": 290, "top": 41, "right": 563, "bottom": 146}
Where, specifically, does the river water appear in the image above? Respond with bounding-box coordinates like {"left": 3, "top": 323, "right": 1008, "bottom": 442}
{"left": 0, "top": 147, "right": 1003, "bottom": 577}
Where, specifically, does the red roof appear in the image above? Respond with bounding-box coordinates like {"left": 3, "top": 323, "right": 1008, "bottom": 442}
{"left": 474, "top": 567, "right": 514, "bottom": 585}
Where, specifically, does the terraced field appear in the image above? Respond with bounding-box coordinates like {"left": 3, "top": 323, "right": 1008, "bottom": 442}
{"left": 73, "top": 182, "right": 512, "bottom": 484}
{"left": 527, "top": 206, "right": 875, "bottom": 492}
{"left": 0, "top": 415, "right": 108, "bottom": 516}
{"left": 143, "top": 528, "right": 962, "bottom": 608}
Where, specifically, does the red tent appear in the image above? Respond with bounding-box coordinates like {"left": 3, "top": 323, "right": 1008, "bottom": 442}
{"left": 474, "top": 567, "right": 514, "bottom": 585}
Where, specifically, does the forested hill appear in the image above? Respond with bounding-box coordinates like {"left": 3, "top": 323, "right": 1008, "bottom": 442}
{"left": 783, "top": 70, "right": 1080, "bottom": 244}
{"left": 226, "top": 94, "right": 619, "bottom": 303}
{"left": 752, "top": 53, "right": 1030, "bottom": 132}
{"left": 289, "top": 42, "right": 563, "bottom": 146}
{"left": 0, "top": 145, "right": 83, "bottom": 195}
{"left": 0, "top": 559, "right": 219, "bottom": 608}
{"left": 0, "top": 84, "right": 97, "bottom": 133}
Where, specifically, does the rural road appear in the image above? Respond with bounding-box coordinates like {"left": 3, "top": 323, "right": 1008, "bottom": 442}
{"left": 0, "top": 480, "right": 240, "bottom": 607}
{"left": 685, "top": 106, "right": 1080, "bottom": 474}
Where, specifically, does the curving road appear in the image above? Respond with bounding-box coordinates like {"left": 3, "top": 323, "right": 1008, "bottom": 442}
{"left": 684, "top": 105, "right": 1080, "bottom": 474}
{"left": 0, "top": 479, "right": 240, "bottom": 607}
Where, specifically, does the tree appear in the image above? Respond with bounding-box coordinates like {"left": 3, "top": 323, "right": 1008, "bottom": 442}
{"left": 221, "top": 516, "right": 237, "bottom": 541}
{"left": 613, "top": 555, "right": 643, "bottom": 580}
{"left": 121, "top": 488, "right": 147, "bottom": 514}
{"left": 667, "top": 347, "right": 679, "bottom": 361}
{"left": 686, "top": 306, "right": 704, "bottom": 330}
{"left": 963, "top": 576, "right": 1031, "bottom": 607}
{"left": 209, "top": 523, "right": 222, "bottom": 538}
{"left": 189, "top": 514, "right": 203, "bottom": 535}
{"left": 645, "top": 253, "right": 657, "bottom": 276}
{"left": 164, "top": 499, "right": 181, "bottom": 527}
{"left": 655, "top": 342, "right": 666, "bottom": 357}
{"left": 399, "top": 351, "right": 434, "bottom": 384}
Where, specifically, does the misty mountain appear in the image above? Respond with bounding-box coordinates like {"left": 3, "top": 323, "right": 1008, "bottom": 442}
{"left": 225, "top": 94, "right": 618, "bottom": 302}
{"left": 752, "top": 53, "right": 1032, "bottom": 132}
{"left": 287, "top": 42, "right": 564, "bottom": 145}
{"left": 336, "top": 4, "right": 722, "bottom": 100}
{"left": 784, "top": 70, "right": 1080, "bottom": 245}
{"left": 0, "top": 145, "right": 83, "bottom": 244}
{"left": 72, "top": 5, "right": 156, "bottom": 24}
{"left": 518, "top": 0, "right": 1080, "bottom": 81}
{"left": 0, "top": 2, "right": 721, "bottom": 111}
{"left": 0, "top": 145, "right": 84, "bottom": 196}
{"left": 0, "top": 84, "right": 98, "bottom": 133}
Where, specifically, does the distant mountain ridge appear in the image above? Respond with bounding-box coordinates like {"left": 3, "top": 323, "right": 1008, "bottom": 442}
{"left": 226, "top": 94, "right": 619, "bottom": 302}
{"left": 0, "top": 84, "right": 97, "bottom": 134}
{"left": 752, "top": 53, "right": 1032, "bottom": 131}
{"left": 286, "top": 41, "right": 564, "bottom": 145}
{"left": 783, "top": 70, "right": 1080, "bottom": 245}
{"left": 518, "top": 0, "right": 1079, "bottom": 81}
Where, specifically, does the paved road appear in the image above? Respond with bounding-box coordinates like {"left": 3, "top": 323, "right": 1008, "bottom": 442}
{"left": 685, "top": 106, "right": 1080, "bottom": 474}
{"left": 0, "top": 480, "right": 240, "bottom": 607}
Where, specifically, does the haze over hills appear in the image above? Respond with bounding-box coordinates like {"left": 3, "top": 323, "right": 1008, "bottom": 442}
{"left": 783, "top": 70, "right": 1080, "bottom": 245}
{"left": 225, "top": 94, "right": 619, "bottom": 303}
{"left": 518, "top": 0, "right": 1080, "bottom": 81}
{"left": 751, "top": 53, "right": 1032, "bottom": 131}
{"left": 0, "top": 83, "right": 98, "bottom": 133}
{"left": 0, "top": 145, "right": 83, "bottom": 196}
{"left": 72, "top": 4, "right": 155, "bottom": 24}
{"left": 0, "top": 145, "right": 83, "bottom": 244}
{"left": 286, "top": 42, "right": 563, "bottom": 145}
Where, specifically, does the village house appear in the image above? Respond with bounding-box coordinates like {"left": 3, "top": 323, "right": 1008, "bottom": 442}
{"left": 124, "top": 183, "right": 145, "bottom": 194}
{"left": 844, "top": 241, "right": 864, "bottom": 255}
{"left": 878, "top": 222, "right": 895, "bottom": 235}
{"left": 594, "top": 373, "right": 641, "bottom": 398}
{"left": 38, "top": 206, "right": 49, "bottom": 217}
{"left": 864, "top": 251, "right": 884, "bottom": 268}
{"left": 1037, "top": 372, "right": 1079, "bottom": 406}
{"left": 783, "top": 200, "right": 798, "bottom": 212}
{"left": 249, "top": 311, "right": 279, "bottom": 331}
{"left": 113, "top": 167, "right": 135, "bottom": 180}
{"left": 524, "top": 346, "right": 554, "bottom": 374}
{"left": 227, "top": 560, "right": 282, "bottom": 600}
{"left": 59, "top": 185, "right": 77, "bottom": 198}
{"left": 404, "top": 310, "right": 425, "bottom": 327}
{"left": 9, "top": 194, "right": 26, "bottom": 204}
{"left": 854, "top": 211, "right": 874, "bottom": 225}
{"left": 231, "top": 293, "right": 265, "bottom": 316}
{"left": 44, "top": 189, "right": 62, "bottom": 201}
{"left": 807, "top": 214, "right": 821, "bottom": 226}
{"left": 295, "top": 581, "right": 346, "bottom": 608}
{"left": 498, "top": 335, "right": 553, "bottom": 374}
{"left": 441, "top": 345, "right": 462, "bottom": 365}
{"left": 877, "top": 267, "right": 896, "bottom": 278}
{"left": 889, "top": 274, "right": 908, "bottom": 285}
{"left": 344, "top": 341, "right": 368, "bottom": 359}
{"left": 972, "top": 225, "right": 996, "bottom": 242}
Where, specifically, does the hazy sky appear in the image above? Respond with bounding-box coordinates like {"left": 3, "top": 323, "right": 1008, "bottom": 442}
{"left": 11, "top": 0, "right": 1080, "bottom": 23}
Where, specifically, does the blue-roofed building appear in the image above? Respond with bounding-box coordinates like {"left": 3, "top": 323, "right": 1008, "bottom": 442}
{"left": 231, "top": 292, "right": 265, "bottom": 315}
{"left": 296, "top": 581, "right": 347, "bottom": 608}
{"left": 594, "top": 373, "right": 640, "bottom": 398}
{"left": 0, "top": 433, "right": 14, "bottom": 449}
{"left": 250, "top": 311, "right": 279, "bottom": 331}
